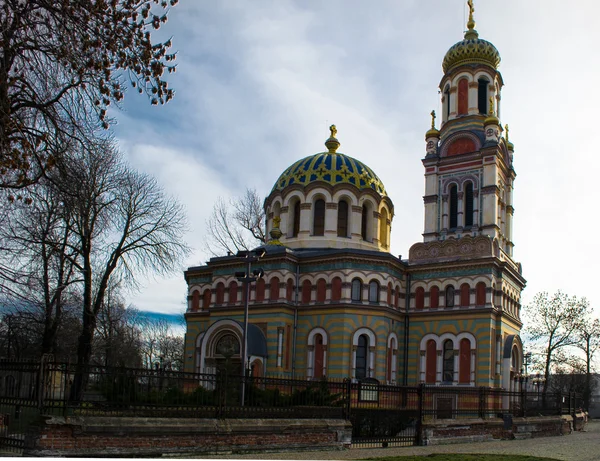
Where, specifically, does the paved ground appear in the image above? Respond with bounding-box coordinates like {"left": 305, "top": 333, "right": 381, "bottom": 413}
{"left": 206, "top": 420, "right": 600, "bottom": 461}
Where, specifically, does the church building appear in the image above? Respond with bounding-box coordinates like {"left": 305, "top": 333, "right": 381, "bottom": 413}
{"left": 183, "top": 4, "right": 526, "bottom": 391}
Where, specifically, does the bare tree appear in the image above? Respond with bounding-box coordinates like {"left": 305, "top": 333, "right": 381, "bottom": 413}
{"left": 0, "top": 183, "right": 81, "bottom": 357}
{"left": 524, "top": 291, "right": 590, "bottom": 394}
{"left": 204, "top": 188, "right": 266, "bottom": 256}
{"left": 93, "top": 282, "right": 144, "bottom": 368}
{"left": 139, "top": 316, "right": 183, "bottom": 370}
{"left": 0, "top": 0, "right": 178, "bottom": 189}
{"left": 29, "top": 139, "right": 190, "bottom": 398}
{"left": 574, "top": 315, "right": 600, "bottom": 408}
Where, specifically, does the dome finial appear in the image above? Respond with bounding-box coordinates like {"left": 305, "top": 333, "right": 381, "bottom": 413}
{"left": 465, "top": 0, "right": 479, "bottom": 39}
{"left": 430, "top": 110, "right": 436, "bottom": 129}
{"left": 505, "top": 124, "right": 509, "bottom": 142}
{"left": 325, "top": 124, "right": 340, "bottom": 153}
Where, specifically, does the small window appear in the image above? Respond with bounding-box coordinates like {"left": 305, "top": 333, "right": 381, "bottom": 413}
{"left": 356, "top": 334, "right": 369, "bottom": 380}
{"left": 460, "top": 283, "right": 470, "bottom": 307}
{"left": 449, "top": 185, "right": 458, "bottom": 229}
{"left": 368, "top": 280, "right": 379, "bottom": 303}
{"left": 202, "top": 289, "right": 211, "bottom": 309}
{"left": 331, "top": 277, "right": 342, "bottom": 302}
{"left": 286, "top": 278, "right": 294, "bottom": 301}
{"left": 215, "top": 282, "right": 225, "bottom": 305}
{"left": 386, "top": 282, "right": 393, "bottom": 306}
{"left": 229, "top": 281, "right": 238, "bottom": 304}
{"left": 476, "top": 282, "right": 486, "bottom": 306}
{"left": 430, "top": 286, "right": 439, "bottom": 308}
{"left": 191, "top": 290, "right": 200, "bottom": 311}
{"left": 361, "top": 204, "right": 369, "bottom": 241}
{"left": 443, "top": 340, "right": 454, "bottom": 383}
{"left": 255, "top": 278, "right": 265, "bottom": 302}
{"left": 313, "top": 199, "right": 325, "bottom": 236}
{"left": 292, "top": 201, "right": 301, "bottom": 237}
{"left": 465, "top": 182, "right": 474, "bottom": 227}
{"left": 478, "top": 78, "right": 489, "bottom": 114}
{"left": 337, "top": 200, "right": 349, "bottom": 237}
{"left": 445, "top": 285, "right": 455, "bottom": 307}
{"left": 458, "top": 78, "right": 468, "bottom": 115}
{"left": 316, "top": 278, "right": 327, "bottom": 303}
{"left": 302, "top": 280, "right": 312, "bottom": 304}
{"left": 351, "top": 279, "right": 362, "bottom": 302}
{"left": 415, "top": 287, "right": 425, "bottom": 309}
{"left": 444, "top": 85, "right": 451, "bottom": 119}
{"left": 270, "top": 277, "right": 280, "bottom": 301}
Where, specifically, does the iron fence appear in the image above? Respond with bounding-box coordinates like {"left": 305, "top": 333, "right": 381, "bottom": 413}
{"left": 0, "top": 359, "right": 585, "bottom": 453}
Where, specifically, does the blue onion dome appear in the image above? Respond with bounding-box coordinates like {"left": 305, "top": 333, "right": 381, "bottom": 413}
{"left": 270, "top": 125, "right": 387, "bottom": 196}
{"left": 442, "top": 4, "right": 500, "bottom": 74}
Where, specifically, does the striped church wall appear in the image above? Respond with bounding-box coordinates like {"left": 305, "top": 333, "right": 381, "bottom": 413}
{"left": 406, "top": 315, "right": 494, "bottom": 387}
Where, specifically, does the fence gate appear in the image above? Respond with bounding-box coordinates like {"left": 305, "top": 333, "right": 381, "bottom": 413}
{"left": 348, "top": 380, "right": 419, "bottom": 448}
{"left": 0, "top": 360, "right": 45, "bottom": 456}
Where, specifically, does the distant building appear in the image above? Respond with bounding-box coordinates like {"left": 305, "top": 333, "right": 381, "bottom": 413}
{"left": 184, "top": 5, "right": 526, "bottom": 392}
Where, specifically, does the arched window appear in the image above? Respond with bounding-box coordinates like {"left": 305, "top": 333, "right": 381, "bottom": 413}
{"left": 351, "top": 279, "right": 362, "bottom": 302}
{"left": 255, "top": 278, "right": 265, "bottom": 302}
{"left": 442, "top": 339, "right": 455, "bottom": 383}
{"left": 316, "top": 278, "right": 327, "bottom": 303}
{"left": 368, "top": 280, "right": 379, "bottom": 303}
{"left": 478, "top": 78, "right": 489, "bottom": 114}
{"left": 202, "top": 289, "right": 211, "bottom": 309}
{"left": 191, "top": 290, "right": 200, "bottom": 311}
{"left": 331, "top": 277, "right": 342, "bottom": 302}
{"left": 476, "top": 282, "right": 486, "bottom": 306}
{"left": 445, "top": 285, "right": 455, "bottom": 307}
{"left": 426, "top": 340, "right": 437, "bottom": 384}
{"left": 444, "top": 85, "right": 451, "bottom": 119}
{"left": 387, "top": 282, "right": 393, "bottom": 306}
{"left": 387, "top": 336, "right": 397, "bottom": 383}
{"left": 394, "top": 285, "right": 400, "bottom": 308}
{"left": 449, "top": 184, "right": 458, "bottom": 229}
{"left": 215, "top": 282, "right": 225, "bottom": 305}
{"left": 313, "top": 199, "right": 325, "bottom": 236}
{"left": 270, "top": 277, "right": 280, "bottom": 301}
{"left": 459, "top": 338, "right": 471, "bottom": 384}
{"left": 361, "top": 204, "right": 369, "bottom": 241}
{"left": 286, "top": 278, "right": 294, "bottom": 301}
{"left": 379, "top": 208, "right": 388, "bottom": 247}
{"left": 228, "top": 281, "right": 238, "bottom": 305}
{"left": 302, "top": 280, "right": 312, "bottom": 304}
{"left": 430, "top": 286, "right": 439, "bottom": 308}
{"left": 458, "top": 78, "right": 468, "bottom": 115}
{"left": 313, "top": 333, "right": 325, "bottom": 379}
{"left": 460, "top": 283, "right": 470, "bottom": 307}
{"left": 415, "top": 287, "right": 425, "bottom": 309}
{"left": 464, "top": 182, "right": 474, "bottom": 227}
{"left": 356, "top": 334, "right": 369, "bottom": 380}
{"left": 337, "top": 200, "right": 349, "bottom": 237}
{"left": 292, "top": 201, "right": 301, "bottom": 237}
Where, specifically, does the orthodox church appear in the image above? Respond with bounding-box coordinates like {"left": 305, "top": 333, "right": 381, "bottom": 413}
{"left": 184, "top": 4, "right": 526, "bottom": 391}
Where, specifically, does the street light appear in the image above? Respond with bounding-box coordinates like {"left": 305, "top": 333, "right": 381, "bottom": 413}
{"left": 235, "top": 248, "right": 266, "bottom": 406}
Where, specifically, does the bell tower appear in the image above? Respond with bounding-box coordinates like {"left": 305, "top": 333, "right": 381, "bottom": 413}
{"left": 422, "top": 0, "right": 516, "bottom": 258}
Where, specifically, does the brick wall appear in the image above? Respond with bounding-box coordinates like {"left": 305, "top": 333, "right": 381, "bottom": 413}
{"left": 25, "top": 416, "right": 352, "bottom": 457}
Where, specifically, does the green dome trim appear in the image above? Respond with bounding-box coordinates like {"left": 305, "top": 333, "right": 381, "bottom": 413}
{"left": 442, "top": 37, "right": 501, "bottom": 74}
{"left": 271, "top": 152, "right": 387, "bottom": 196}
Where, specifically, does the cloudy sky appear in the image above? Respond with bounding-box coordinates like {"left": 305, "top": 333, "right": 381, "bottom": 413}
{"left": 112, "top": 0, "right": 600, "bottom": 321}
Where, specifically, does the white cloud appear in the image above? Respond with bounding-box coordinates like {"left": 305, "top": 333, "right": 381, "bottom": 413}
{"left": 110, "top": 0, "right": 600, "bottom": 318}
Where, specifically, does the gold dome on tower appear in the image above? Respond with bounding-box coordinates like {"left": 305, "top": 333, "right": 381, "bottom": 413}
{"left": 442, "top": 0, "right": 501, "bottom": 74}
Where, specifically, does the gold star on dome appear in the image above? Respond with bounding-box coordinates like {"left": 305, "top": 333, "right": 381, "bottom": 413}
{"left": 315, "top": 163, "right": 328, "bottom": 180}
{"left": 339, "top": 164, "right": 351, "bottom": 180}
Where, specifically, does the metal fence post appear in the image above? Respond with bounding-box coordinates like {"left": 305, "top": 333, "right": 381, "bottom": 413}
{"left": 416, "top": 383, "right": 424, "bottom": 446}
{"left": 344, "top": 378, "right": 351, "bottom": 420}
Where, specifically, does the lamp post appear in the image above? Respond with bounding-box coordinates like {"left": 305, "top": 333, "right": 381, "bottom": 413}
{"left": 235, "top": 248, "right": 266, "bottom": 406}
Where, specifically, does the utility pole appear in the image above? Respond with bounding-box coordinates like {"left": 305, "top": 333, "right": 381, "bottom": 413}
{"left": 235, "top": 248, "right": 266, "bottom": 406}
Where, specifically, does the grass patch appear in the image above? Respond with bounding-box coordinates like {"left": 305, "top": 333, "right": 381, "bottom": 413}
{"left": 362, "top": 455, "right": 559, "bottom": 461}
